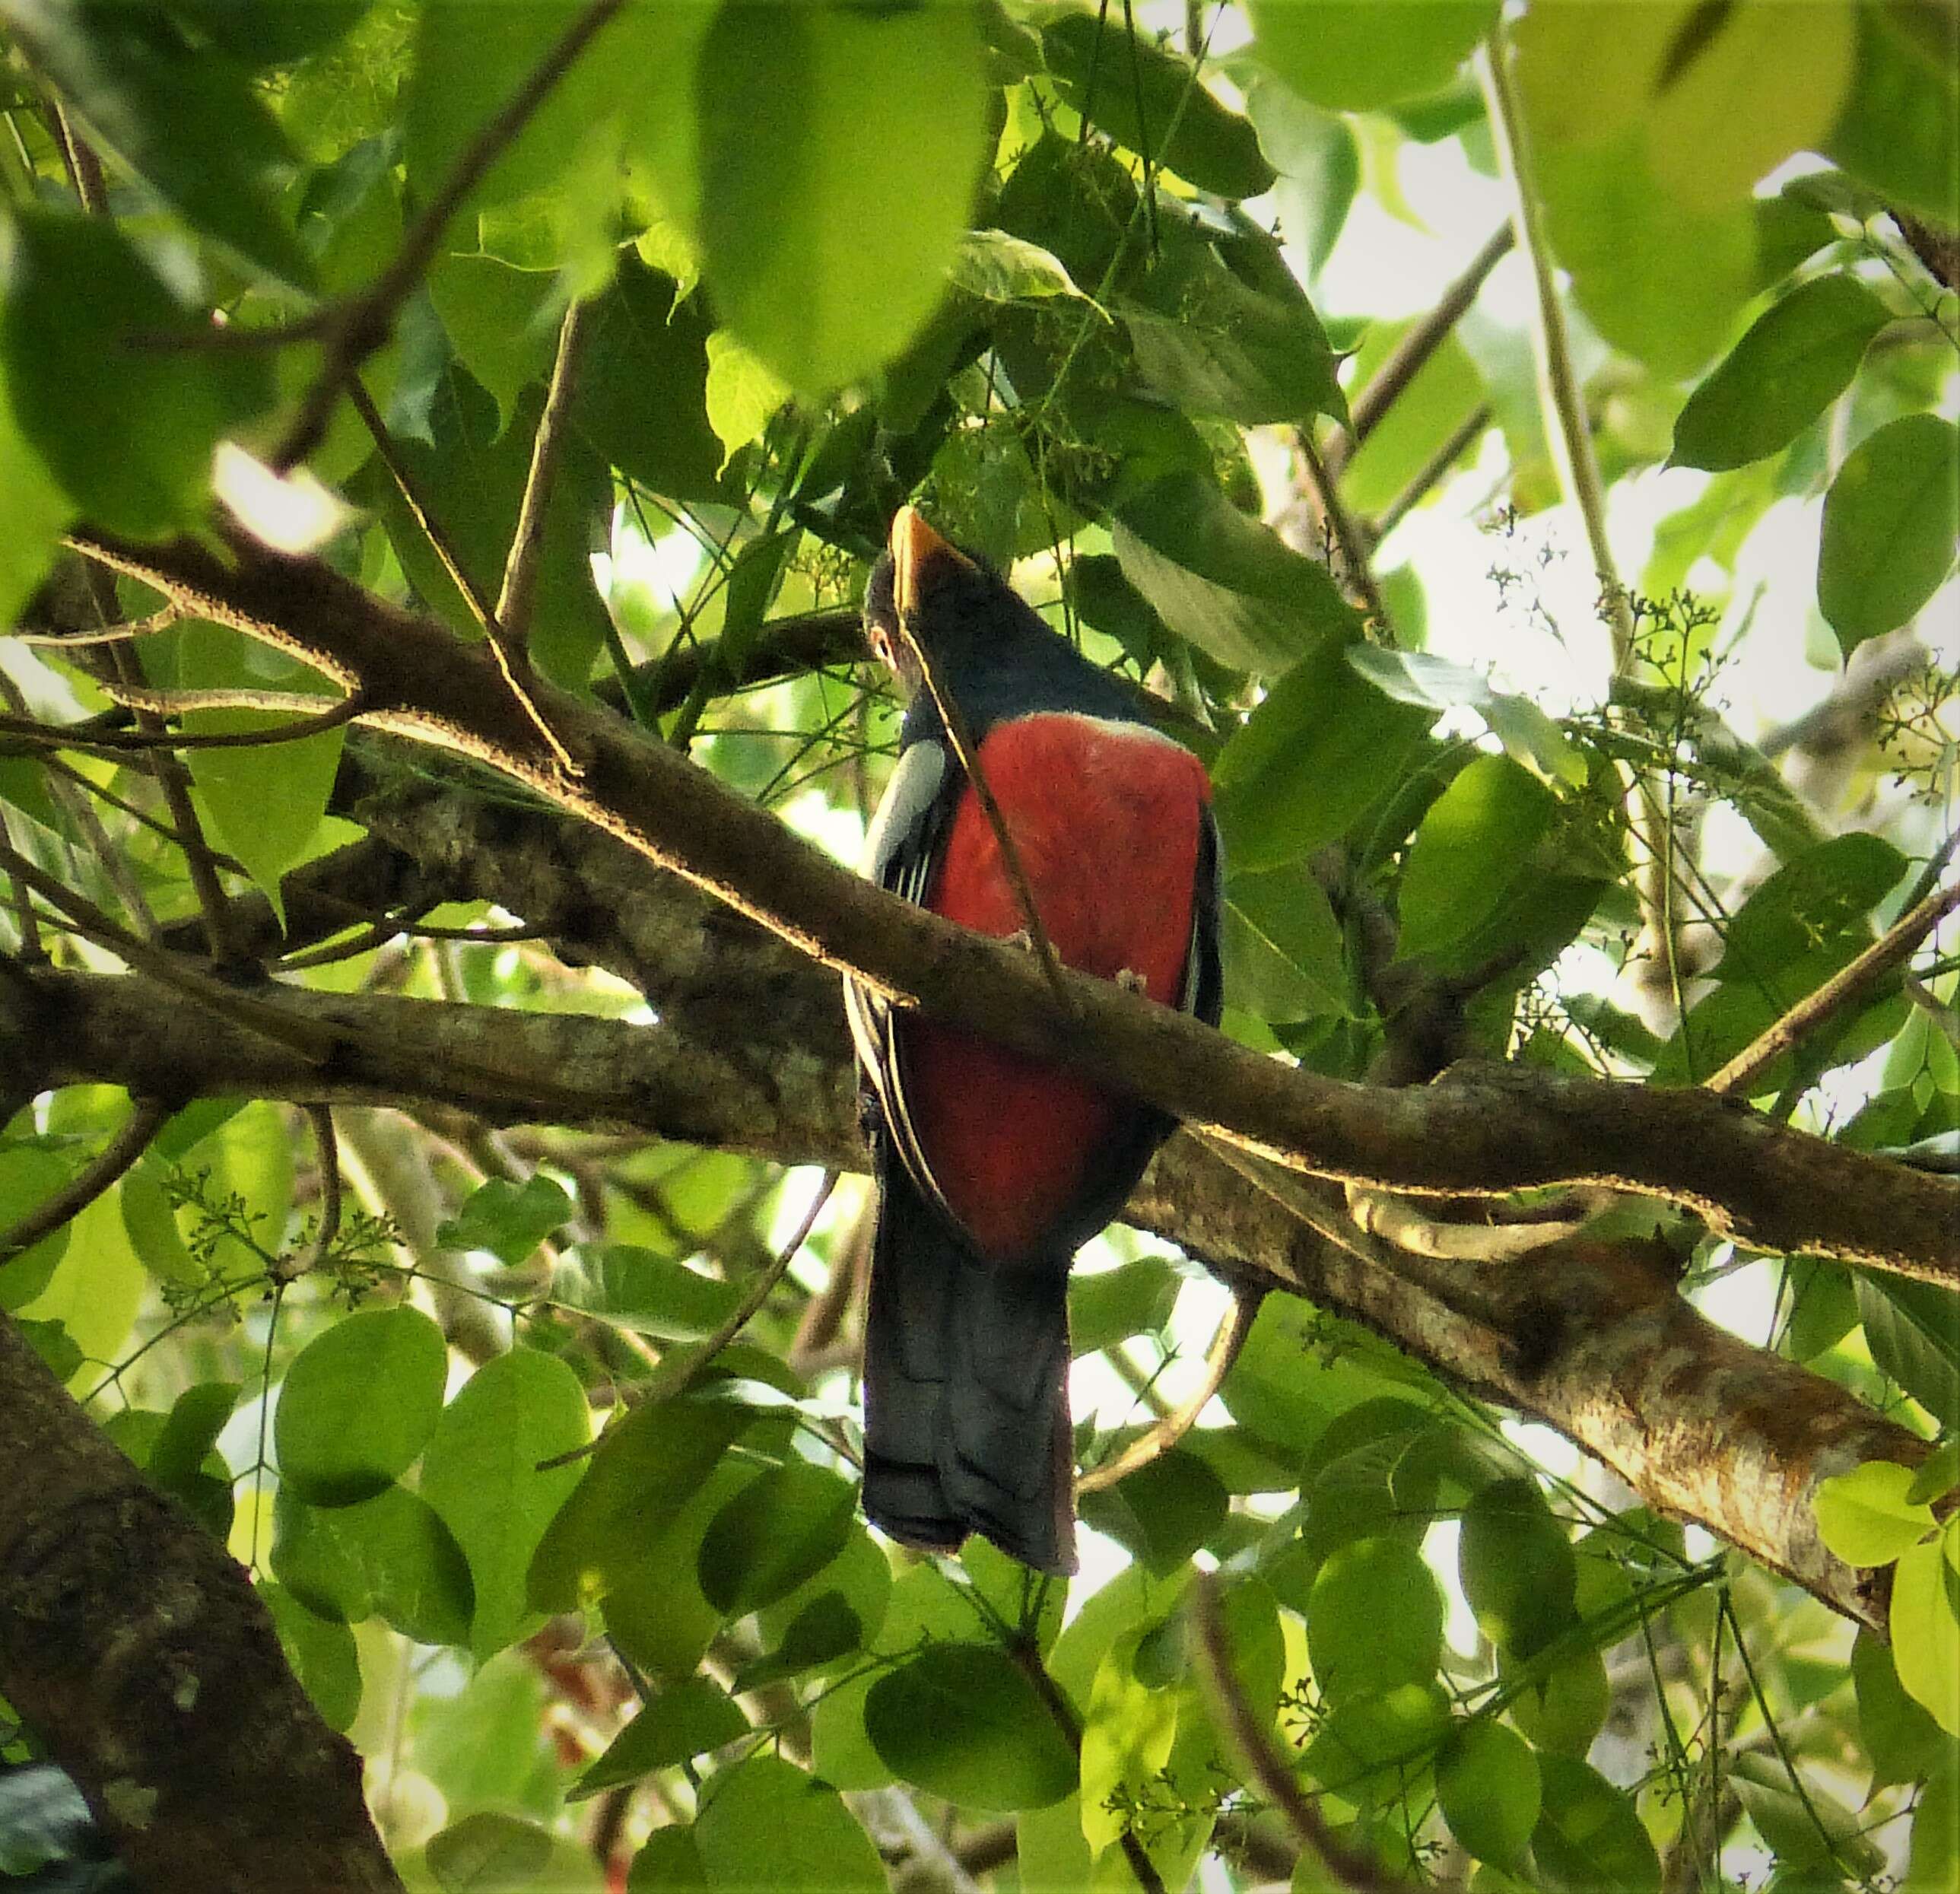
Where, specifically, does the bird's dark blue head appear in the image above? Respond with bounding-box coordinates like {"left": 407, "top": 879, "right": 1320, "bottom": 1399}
{"left": 864, "top": 507, "right": 1142, "bottom": 743}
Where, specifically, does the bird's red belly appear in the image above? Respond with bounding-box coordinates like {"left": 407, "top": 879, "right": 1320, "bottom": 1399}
{"left": 903, "top": 713, "right": 1209, "bottom": 1260}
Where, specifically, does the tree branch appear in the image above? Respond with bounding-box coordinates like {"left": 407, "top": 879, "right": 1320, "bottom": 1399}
{"left": 1, "top": 959, "right": 1931, "bottom": 1633}
{"left": 1323, "top": 222, "right": 1514, "bottom": 479}
{"left": 1707, "top": 873, "right": 1960, "bottom": 1097}
{"left": 65, "top": 524, "right": 1960, "bottom": 1286}
{"left": 0, "top": 1314, "right": 403, "bottom": 1892}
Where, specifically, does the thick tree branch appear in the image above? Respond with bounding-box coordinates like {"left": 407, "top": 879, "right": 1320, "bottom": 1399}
{"left": 67, "top": 525, "right": 1960, "bottom": 1286}
{"left": 0, "top": 1315, "right": 403, "bottom": 1892}
{"left": 1, "top": 961, "right": 1930, "bottom": 1633}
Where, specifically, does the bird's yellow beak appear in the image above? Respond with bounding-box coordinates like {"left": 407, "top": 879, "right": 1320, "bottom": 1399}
{"left": 890, "top": 505, "right": 970, "bottom": 623}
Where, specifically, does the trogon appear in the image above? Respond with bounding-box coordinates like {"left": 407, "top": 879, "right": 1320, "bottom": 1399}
{"left": 845, "top": 508, "right": 1222, "bottom": 1575}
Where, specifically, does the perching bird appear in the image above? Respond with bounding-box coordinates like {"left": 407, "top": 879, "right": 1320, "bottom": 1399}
{"left": 845, "top": 508, "right": 1221, "bottom": 1575}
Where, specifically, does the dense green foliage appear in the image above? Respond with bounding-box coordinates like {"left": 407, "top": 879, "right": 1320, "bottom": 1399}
{"left": 0, "top": 2, "right": 1955, "bottom": 1890}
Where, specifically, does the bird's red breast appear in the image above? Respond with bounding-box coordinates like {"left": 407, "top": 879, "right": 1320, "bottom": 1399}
{"left": 902, "top": 710, "right": 1210, "bottom": 1260}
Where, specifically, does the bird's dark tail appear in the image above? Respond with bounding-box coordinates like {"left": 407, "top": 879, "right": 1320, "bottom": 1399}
{"left": 860, "top": 1162, "right": 1077, "bottom": 1576}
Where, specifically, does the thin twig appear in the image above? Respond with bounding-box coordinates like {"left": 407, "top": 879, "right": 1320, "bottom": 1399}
{"left": 891, "top": 604, "right": 1077, "bottom": 1021}
{"left": 0, "top": 667, "right": 158, "bottom": 937}
{"left": 536, "top": 1173, "right": 839, "bottom": 1471}
{"left": 281, "top": 1105, "right": 343, "bottom": 1282}
{"left": 1295, "top": 426, "right": 1392, "bottom": 634}
{"left": 1190, "top": 1573, "right": 1414, "bottom": 1893}
{"left": 1707, "top": 874, "right": 1960, "bottom": 1098}
{"left": 349, "top": 377, "right": 583, "bottom": 779}
{"left": 1371, "top": 402, "right": 1491, "bottom": 542}
{"left": 15, "top": 609, "right": 180, "bottom": 648}
{"left": 496, "top": 297, "right": 590, "bottom": 659}
{"left": 1076, "top": 1289, "right": 1260, "bottom": 1496}
{"left": 0, "top": 1097, "right": 167, "bottom": 1266}
{"left": 1323, "top": 223, "right": 1514, "bottom": 478}
{"left": 349, "top": 378, "right": 496, "bottom": 631}
{"left": 273, "top": 0, "right": 626, "bottom": 471}
{"left": 1002, "top": 1641, "right": 1171, "bottom": 1894}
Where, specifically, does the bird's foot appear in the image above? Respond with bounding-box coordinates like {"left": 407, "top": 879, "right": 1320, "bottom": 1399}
{"left": 1006, "top": 928, "right": 1035, "bottom": 952}
{"left": 1116, "top": 966, "right": 1148, "bottom": 993}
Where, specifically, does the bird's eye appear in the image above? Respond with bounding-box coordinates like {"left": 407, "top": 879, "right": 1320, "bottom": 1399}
{"left": 869, "top": 627, "right": 893, "bottom": 666}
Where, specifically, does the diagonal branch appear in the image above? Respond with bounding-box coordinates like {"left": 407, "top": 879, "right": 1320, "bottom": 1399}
{"left": 1708, "top": 871, "right": 1960, "bottom": 1098}
{"left": 65, "top": 523, "right": 1960, "bottom": 1288}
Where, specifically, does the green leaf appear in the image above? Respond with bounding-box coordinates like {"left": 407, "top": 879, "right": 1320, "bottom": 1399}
{"left": 1437, "top": 1719, "right": 1542, "bottom": 1869}
{"left": 426, "top": 1812, "right": 553, "bottom": 1894}
{"left": 148, "top": 1378, "right": 240, "bottom": 1535}
{"left": 1222, "top": 866, "right": 1352, "bottom": 1023}
{"left": 1348, "top": 646, "right": 1587, "bottom": 788}
{"left": 1531, "top": 1756, "right": 1661, "bottom": 1894}
{"left": 1120, "top": 230, "right": 1344, "bottom": 427}
{"left": 702, "top": 328, "right": 790, "bottom": 472}
{"left": 1114, "top": 472, "right": 1363, "bottom": 675}
{"left": 1302, "top": 1679, "right": 1450, "bottom": 1799}
{"left": 259, "top": 1581, "right": 361, "bottom": 1734}
{"left": 1247, "top": 0, "right": 1498, "bottom": 111}
{"left": 811, "top": 1565, "right": 984, "bottom": 1791}
{"left": 1717, "top": 833, "right": 1908, "bottom": 980}
{"left": 1399, "top": 756, "right": 1558, "bottom": 958}
{"left": 1213, "top": 640, "right": 1436, "bottom": 869}
{"left": 1644, "top": 0, "right": 1856, "bottom": 211}
{"left": 1041, "top": 7, "right": 1275, "bottom": 199}
{"left": 0, "top": 342, "right": 71, "bottom": 628}
{"left": 1307, "top": 1535, "right": 1445, "bottom": 1703}
{"left": 1243, "top": 76, "right": 1358, "bottom": 282}
{"left": 697, "top": 1459, "right": 856, "bottom": 1617}
{"left": 1816, "top": 1460, "right": 1936, "bottom": 1566}
{"left": 172, "top": 620, "right": 345, "bottom": 926}
{"left": 694, "top": 1756, "right": 886, "bottom": 1892}
{"left": 1671, "top": 275, "right": 1891, "bottom": 472}
{"left": 549, "top": 1245, "right": 744, "bottom": 1341}
{"left": 628, "top": 1827, "right": 710, "bottom": 1892}
{"left": 1909, "top": 1438, "right": 1960, "bottom": 1506}
{"left": 1460, "top": 1479, "right": 1579, "bottom": 1658}
{"left": 1070, "top": 1257, "right": 1180, "bottom": 1358}
{"left": 437, "top": 1174, "right": 574, "bottom": 1267}
{"left": 1079, "top": 1450, "right": 1229, "bottom": 1578}
{"left": 576, "top": 259, "right": 731, "bottom": 503}
{"left": 528, "top": 1393, "right": 752, "bottom": 1611}
{"left": 866, "top": 1643, "right": 1078, "bottom": 1813}
{"left": 1, "top": 0, "right": 313, "bottom": 287}
{"left": 0, "top": 211, "right": 272, "bottom": 538}
{"left": 951, "top": 227, "right": 1101, "bottom": 310}
{"left": 1852, "top": 1626, "right": 1951, "bottom": 1786}
{"left": 697, "top": 0, "right": 990, "bottom": 393}
{"left": 276, "top": 1305, "right": 447, "bottom": 1506}
{"left": 570, "top": 1675, "right": 750, "bottom": 1800}
{"left": 1818, "top": 413, "right": 1960, "bottom": 656}
{"left": 272, "top": 1483, "right": 475, "bottom": 1648}
{"left": 1825, "top": 1, "right": 1960, "bottom": 224}
{"left": 0, "top": 1143, "right": 75, "bottom": 1311}
{"left": 1906, "top": 1765, "right": 1960, "bottom": 1894}
{"left": 1856, "top": 1276, "right": 1960, "bottom": 1425}
{"left": 732, "top": 1589, "right": 867, "bottom": 1692}
{"left": 427, "top": 251, "right": 560, "bottom": 431}
{"left": 1507, "top": 1648, "right": 1610, "bottom": 1759}
{"left": 421, "top": 1347, "right": 589, "bottom": 1660}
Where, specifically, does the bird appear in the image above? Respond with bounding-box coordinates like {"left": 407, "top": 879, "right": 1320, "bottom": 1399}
{"left": 844, "top": 507, "right": 1222, "bottom": 1575}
